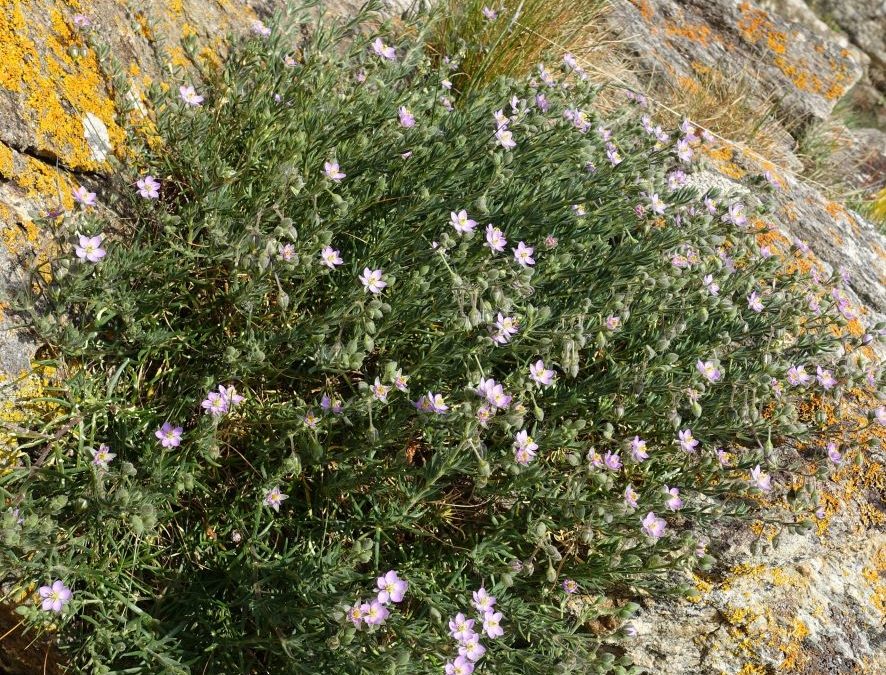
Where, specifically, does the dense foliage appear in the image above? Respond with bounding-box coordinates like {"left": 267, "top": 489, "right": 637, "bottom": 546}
{"left": 2, "top": 4, "right": 875, "bottom": 673}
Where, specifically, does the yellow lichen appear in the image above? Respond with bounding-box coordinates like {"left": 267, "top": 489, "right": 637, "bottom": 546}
{"left": 0, "top": 2, "right": 123, "bottom": 172}
{"left": 0, "top": 365, "right": 59, "bottom": 474}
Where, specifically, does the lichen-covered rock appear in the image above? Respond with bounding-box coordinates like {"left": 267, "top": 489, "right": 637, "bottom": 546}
{"left": 808, "top": 0, "right": 886, "bottom": 91}
{"left": 606, "top": 0, "right": 866, "bottom": 123}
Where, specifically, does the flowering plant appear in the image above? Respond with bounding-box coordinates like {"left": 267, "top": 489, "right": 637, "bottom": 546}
{"left": 3, "top": 4, "right": 879, "bottom": 673}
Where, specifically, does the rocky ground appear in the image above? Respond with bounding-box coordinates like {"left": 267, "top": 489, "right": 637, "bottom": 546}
{"left": 0, "top": 0, "right": 883, "bottom": 673}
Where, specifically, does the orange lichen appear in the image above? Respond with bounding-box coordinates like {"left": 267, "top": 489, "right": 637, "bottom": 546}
{"left": 860, "top": 545, "right": 885, "bottom": 616}
{"left": 630, "top": 0, "right": 654, "bottom": 21}
{"left": 766, "top": 31, "right": 787, "bottom": 55}
{"left": 665, "top": 23, "right": 713, "bottom": 46}
{"left": 700, "top": 144, "right": 748, "bottom": 179}
{"left": 677, "top": 75, "right": 701, "bottom": 94}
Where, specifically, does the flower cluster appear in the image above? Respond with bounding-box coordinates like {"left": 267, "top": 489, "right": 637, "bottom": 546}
{"left": 346, "top": 570, "right": 408, "bottom": 630}
{"left": 11, "top": 9, "right": 874, "bottom": 673}
{"left": 445, "top": 587, "right": 504, "bottom": 673}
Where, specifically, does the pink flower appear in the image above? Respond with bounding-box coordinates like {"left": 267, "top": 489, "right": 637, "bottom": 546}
{"left": 513, "top": 241, "right": 535, "bottom": 267}
{"left": 362, "top": 599, "right": 390, "bottom": 625}
{"left": 371, "top": 378, "right": 391, "bottom": 403}
{"left": 641, "top": 512, "right": 666, "bottom": 540}
{"left": 696, "top": 359, "right": 722, "bottom": 383}
{"left": 458, "top": 634, "right": 486, "bottom": 661}
{"left": 826, "top": 442, "right": 842, "bottom": 465}
{"left": 630, "top": 436, "right": 649, "bottom": 462}
{"left": 201, "top": 390, "right": 228, "bottom": 416}
{"left": 472, "top": 587, "right": 496, "bottom": 613}
{"left": 451, "top": 210, "right": 477, "bottom": 234}
{"left": 544, "top": 234, "right": 558, "bottom": 249}
{"left": 482, "top": 6, "right": 498, "bottom": 20}
{"left": 648, "top": 193, "right": 667, "bottom": 215}
{"left": 703, "top": 274, "right": 719, "bottom": 296}
{"left": 320, "top": 394, "right": 343, "bottom": 414}
{"left": 624, "top": 484, "right": 639, "bottom": 509}
{"left": 73, "top": 185, "right": 97, "bottom": 207}
{"left": 264, "top": 486, "right": 288, "bottom": 512}
{"left": 427, "top": 392, "right": 448, "bottom": 414}
{"left": 218, "top": 385, "right": 244, "bottom": 408}
{"left": 346, "top": 601, "right": 365, "bottom": 628}
{"left": 279, "top": 243, "right": 296, "bottom": 261}
{"left": 179, "top": 85, "right": 204, "bottom": 106}
{"left": 787, "top": 365, "right": 811, "bottom": 386}
{"left": 360, "top": 268, "right": 387, "bottom": 294}
{"left": 747, "top": 291, "right": 764, "bottom": 313}
{"left": 483, "top": 610, "right": 504, "bottom": 639}
{"left": 38, "top": 580, "right": 72, "bottom": 613}
{"left": 678, "top": 429, "right": 698, "bottom": 453}
{"left": 476, "top": 379, "right": 511, "bottom": 409}
{"left": 251, "top": 19, "right": 271, "bottom": 37}
{"left": 398, "top": 106, "right": 415, "bottom": 128}
{"left": 606, "top": 143, "right": 622, "bottom": 165}
{"left": 562, "top": 578, "right": 579, "bottom": 594}
{"left": 676, "top": 139, "right": 693, "bottom": 162}
{"left": 393, "top": 369, "right": 410, "bottom": 391}
{"left": 603, "top": 450, "right": 621, "bottom": 471}
{"left": 876, "top": 406, "right": 886, "bottom": 426}
{"left": 72, "top": 14, "right": 91, "bottom": 28}
{"left": 492, "top": 313, "right": 519, "bottom": 344}
{"left": 496, "top": 127, "right": 516, "bottom": 149}
{"left": 376, "top": 570, "right": 408, "bottom": 604}
{"left": 749, "top": 465, "right": 772, "bottom": 492}
{"left": 320, "top": 246, "right": 343, "bottom": 269}
{"left": 449, "top": 613, "right": 476, "bottom": 642}
{"left": 371, "top": 37, "right": 396, "bottom": 60}
{"left": 155, "top": 422, "right": 183, "bottom": 448}
{"left": 75, "top": 234, "right": 106, "bottom": 262}
{"left": 323, "top": 161, "right": 345, "bottom": 182}
{"left": 664, "top": 486, "right": 683, "bottom": 511}
{"left": 90, "top": 443, "right": 115, "bottom": 469}
{"left": 136, "top": 175, "right": 160, "bottom": 199}
{"left": 816, "top": 366, "right": 836, "bottom": 390}
{"left": 723, "top": 202, "right": 747, "bottom": 227}
{"left": 485, "top": 224, "right": 507, "bottom": 252}
{"left": 529, "top": 359, "right": 555, "bottom": 386}
{"left": 605, "top": 315, "right": 621, "bottom": 331}
{"left": 303, "top": 410, "right": 320, "bottom": 428}
{"left": 445, "top": 656, "right": 475, "bottom": 675}
{"left": 514, "top": 430, "right": 538, "bottom": 465}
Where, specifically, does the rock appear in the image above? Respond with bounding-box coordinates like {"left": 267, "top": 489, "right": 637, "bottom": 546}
{"left": 830, "top": 127, "right": 886, "bottom": 198}
{"left": 808, "top": 0, "right": 886, "bottom": 91}
{"left": 757, "top": 0, "right": 844, "bottom": 45}
{"left": 606, "top": 0, "right": 866, "bottom": 123}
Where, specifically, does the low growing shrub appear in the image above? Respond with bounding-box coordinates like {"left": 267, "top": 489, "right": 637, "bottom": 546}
{"left": 2, "top": 3, "right": 878, "bottom": 673}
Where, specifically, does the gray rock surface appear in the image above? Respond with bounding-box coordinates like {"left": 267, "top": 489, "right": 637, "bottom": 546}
{"left": 808, "top": 0, "right": 886, "bottom": 91}
{"left": 606, "top": 0, "right": 866, "bottom": 123}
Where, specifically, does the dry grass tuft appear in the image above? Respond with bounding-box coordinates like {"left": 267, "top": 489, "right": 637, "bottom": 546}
{"left": 651, "top": 65, "right": 796, "bottom": 169}
{"left": 426, "top": 0, "right": 621, "bottom": 95}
